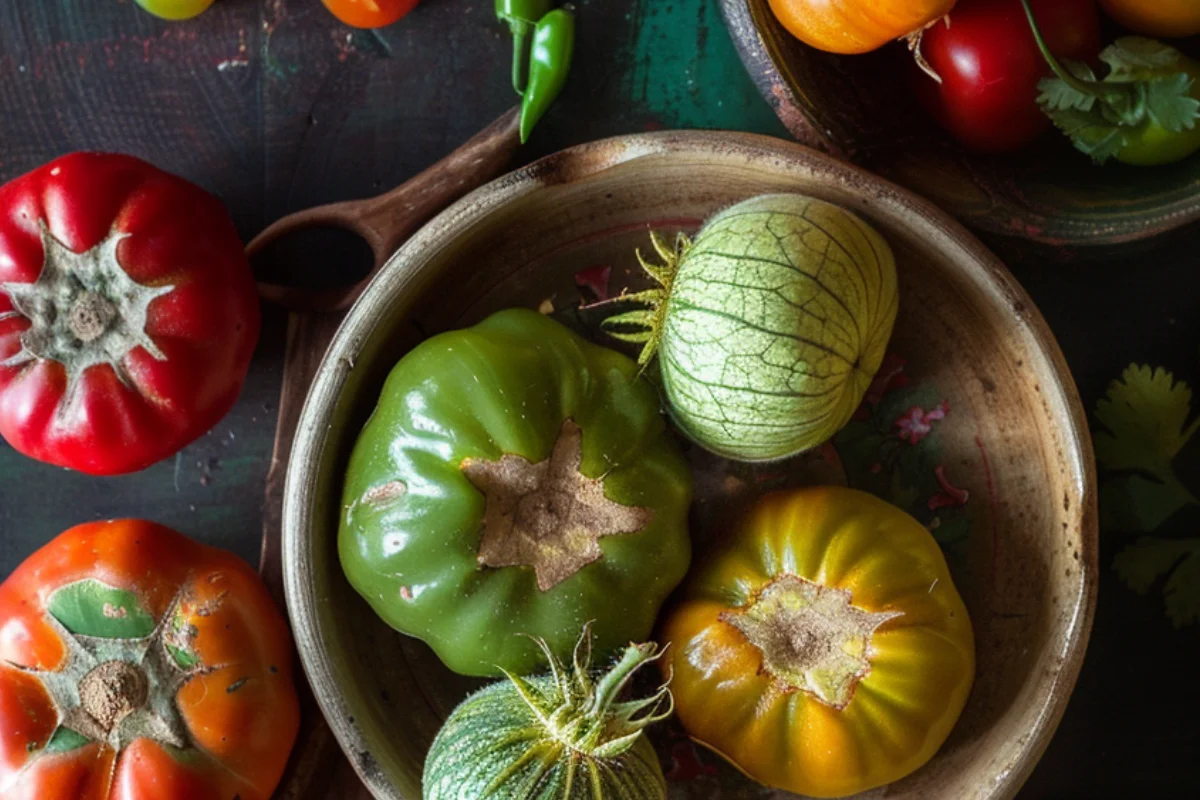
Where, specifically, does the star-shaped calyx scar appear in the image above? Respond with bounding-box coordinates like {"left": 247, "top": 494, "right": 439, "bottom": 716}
{"left": 6, "top": 591, "right": 212, "bottom": 758}
{"left": 722, "top": 574, "right": 903, "bottom": 710}
{"left": 0, "top": 221, "right": 173, "bottom": 399}
{"left": 462, "top": 419, "right": 654, "bottom": 591}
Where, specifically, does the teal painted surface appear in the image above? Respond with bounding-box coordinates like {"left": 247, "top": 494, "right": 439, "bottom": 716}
{"left": 626, "top": 0, "right": 787, "bottom": 135}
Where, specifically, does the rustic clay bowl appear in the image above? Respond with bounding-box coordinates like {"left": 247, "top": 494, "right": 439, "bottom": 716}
{"left": 282, "top": 131, "right": 1097, "bottom": 799}
{"left": 720, "top": 0, "right": 1200, "bottom": 246}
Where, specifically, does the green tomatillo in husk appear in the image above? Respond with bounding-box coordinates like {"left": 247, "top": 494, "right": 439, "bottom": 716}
{"left": 423, "top": 627, "right": 672, "bottom": 800}
{"left": 604, "top": 193, "right": 899, "bottom": 463}
{"left": 339, "top": 308, "right": 692, "bottom": 677}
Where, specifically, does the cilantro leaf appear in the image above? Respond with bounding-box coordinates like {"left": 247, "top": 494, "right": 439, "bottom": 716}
{"left": 1034, "top": 33, "right": 1199, "bottom": 160}
{"left": 1145, "top": 72, "right": 1200, "bottom": 133}
{"left": 1114, "top": 537, "right": 1197, "bottom": 593}
{"left": 1042, "top": 106, "right": 1127, "bottom": 163}
{"left": 1037, "top": 63, "right": 1097, "bottom": 112}
{"left": 1101, "top": 37, "right": 1182, "bottom": 77}
{"left": 1097, "top": 362, "right": 1200, "bottom": 627}
{"left": 1164, "top": 549, "right": 1200, "bottom": 627}
{"left": 1101, "top": 474, "right": 1193, "bottom": 535}
{"left": 1115, "top": 539, "right": 1200, "bottom": 628}
{"left": 1095, "top": 365, "right": 1198, "bottom": 477}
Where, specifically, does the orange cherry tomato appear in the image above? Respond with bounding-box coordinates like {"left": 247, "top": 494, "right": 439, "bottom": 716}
{"left": 0, "top": 520, "right": 299, "bottom": 800}
{"left": 1099, "top": 0, "right": 1200, "bottom": 38}
{"left": 768, "top": 0, "right": 957, "bottom": 54}
{"left": 322, "top": 0, "right": 419, "bottom": 29}
{"left": 660, "top": 488, "right": 975, "bottom": 798}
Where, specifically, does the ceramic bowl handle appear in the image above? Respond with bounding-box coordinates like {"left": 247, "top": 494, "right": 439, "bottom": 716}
{"left": 249, "top": 107, "right": 523, "bottom": 313}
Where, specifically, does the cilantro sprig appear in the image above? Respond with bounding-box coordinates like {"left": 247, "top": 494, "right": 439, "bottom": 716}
{"left": 1019, "top": 0, "right": 1200, "bottom": 163}
{"left": 1095, "top": 365, "right": 1200, "bottom": 627}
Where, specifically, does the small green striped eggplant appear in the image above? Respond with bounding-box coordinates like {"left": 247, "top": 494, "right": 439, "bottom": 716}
{"left": 604, "top": 193, "right": 899, "bottom": 463}
{"left": 423, "top": 628, "right": 672, "bottom": 800}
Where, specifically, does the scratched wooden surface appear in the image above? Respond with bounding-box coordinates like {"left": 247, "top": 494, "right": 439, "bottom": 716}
{"left": 0, "top": 1, "right": 1197, "bottom": 796}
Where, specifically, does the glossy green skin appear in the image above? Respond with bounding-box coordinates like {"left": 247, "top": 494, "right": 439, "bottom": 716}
{"left": 1117, "top": 57, "right": 1200, "bottom": 166}
{"left": 496, "top": 0, "right": 553, "bottom": 21}
{"left": 423, "top": 677, "right": 665, "bottom": 800}
{"left": 339, "top": 309, "right": 692, "bottom": 677}
{"left": 519, "top": 9, "right": 576, "bottom": 142}
{"left": 497, "top": 0, "right": 555, "bottom": 94}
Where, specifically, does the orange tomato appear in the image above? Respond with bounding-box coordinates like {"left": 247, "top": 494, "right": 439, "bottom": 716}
{"left": 768, "top": 0, "right": 957, "bottom": 54}
{"left": 1099, "top": 0, "right": 1200, "bottom": 37}
{"left": 322, "top": 0, "right": 419, "bottom": 29}
{"left": 660, "top": 487, "right": 975, "bottom": 798}
{"left": 0, "top": 520, "right": 299, "bottom": 800}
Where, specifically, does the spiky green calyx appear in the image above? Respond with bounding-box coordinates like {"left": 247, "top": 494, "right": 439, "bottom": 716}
{"left": 600, "top": 231, "right": 691, "bottom": 367}
{"left": 423, "top": 626, "right": 673, "bottom": 800}
{"left": 500, "top": 627, "right": 673, "bottom": 763}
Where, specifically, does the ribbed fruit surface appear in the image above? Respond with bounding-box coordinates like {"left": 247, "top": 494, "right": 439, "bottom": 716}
{"left": 423, "top": 677, "right": 666, "bottom": 800}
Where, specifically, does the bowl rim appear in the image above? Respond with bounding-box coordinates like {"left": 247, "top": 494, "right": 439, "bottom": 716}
{"left": 281, "top": 129, "right": 1099, "bottom": 800}
{"left": 717, "top": 0, "right": 1200, "bottom": 246}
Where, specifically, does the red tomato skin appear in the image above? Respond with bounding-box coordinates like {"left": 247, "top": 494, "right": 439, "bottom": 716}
{"left": 914, "top": 0, "right": 1103, "bottom": 153}
{"left": 0, "top": 153, "right": 260, "bottom": 475}
{"left": 322, "top": 0, "right": 419, "bottom": 29}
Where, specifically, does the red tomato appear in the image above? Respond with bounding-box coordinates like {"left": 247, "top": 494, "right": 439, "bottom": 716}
{"left": 913, "top": 0, "right": 1103, "bottom": 153}
{"left": 322, "top": 0, "right": 419, "bottom": 29}
{"left": 0, "top": 153, "right": 260, "bottom": 475}
{"left": 0, "top": 520, "right": 299, "bottom": 800}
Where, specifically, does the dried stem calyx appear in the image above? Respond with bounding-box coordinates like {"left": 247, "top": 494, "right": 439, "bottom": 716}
{"left": 463, "top": 420, "right": 653, "bottom": 591}
{"left": 722, "top": 574, "right": 902, "bottom": 709}
{"left": 0, "top": 222, "right": 172, "bottom": 398}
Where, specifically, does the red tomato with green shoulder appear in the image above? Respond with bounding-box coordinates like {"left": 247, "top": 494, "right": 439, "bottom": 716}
{"left": 913, "top": 0, "right": 1103, "bottom": 153}
{"left": 322, "top": 0, "right": 419, "bottom": 28}
{"left": 0, "top": 519, "right": 299, "bottom": 800}
{"left": 134, "top": 0, "right": 215, "bottom": 21}
{"left": 0, "top": 153, "right": 260, "bottom": 475}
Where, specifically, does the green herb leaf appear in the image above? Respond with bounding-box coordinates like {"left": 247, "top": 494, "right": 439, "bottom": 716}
{"left": 1101, "top": 37, "right": 1182, "bottom": 77}
{"left": 1114, "top": 539, "right": 1200, "bottom": 627}
{"left": 1145, "top": 72, "right": 1200, "bottom": 132}
{"left": 1101, "top": 474, "right": 1194, "bottom": 535}
{"left": 1042, "top": 106, "right": 1128, "bottom": 163}
{"left": 1028, "top": 16, "right": 1199, "bottom": 162}
{"left": 1096, "top": 362, "right": 1200, "bottom": 627}
{"left": 1114, "top": 537, "right": 1196, "bottom": 593}
{"left": 1163, "top": 550, "right": 1200, "bottom": 627}
{"left": 1037, "top": 62, "right": 1098, "bottom": 112}
{"left": 1095, "top": 365, "right": 1197, "bottom": 477}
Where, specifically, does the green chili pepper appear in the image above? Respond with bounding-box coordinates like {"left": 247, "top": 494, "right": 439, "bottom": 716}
{"left": 519, "top": 7, "right": 575, "bottom": 144}
{"left": 496, "top": 0, "right": 554, "bottom": 94}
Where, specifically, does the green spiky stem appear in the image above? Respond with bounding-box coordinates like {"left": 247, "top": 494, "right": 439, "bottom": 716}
{"left": 503, "top": 625, "right": 672, "bottom": 759}
{"left": 600, "top": 231, "right": 691, "bottom": 367}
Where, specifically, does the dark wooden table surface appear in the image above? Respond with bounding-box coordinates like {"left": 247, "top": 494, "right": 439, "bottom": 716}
{"left": 1, "top": 1, "right": 1197, "bottom": 796}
